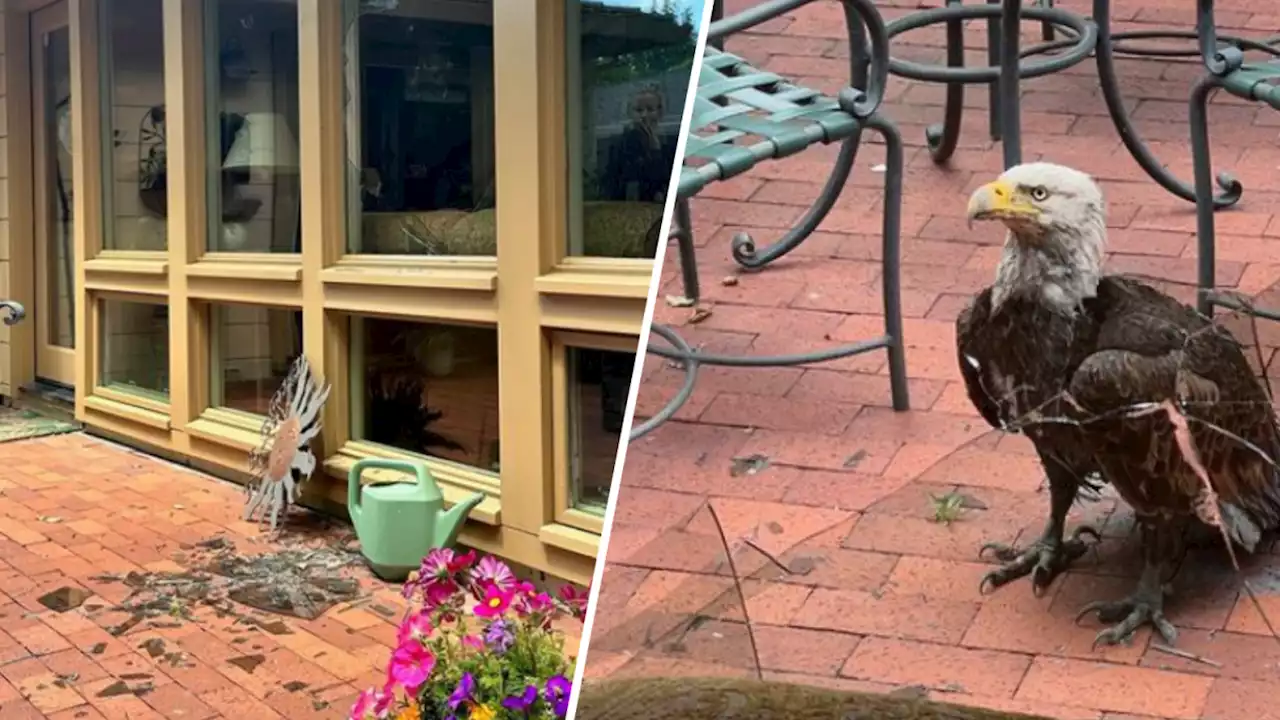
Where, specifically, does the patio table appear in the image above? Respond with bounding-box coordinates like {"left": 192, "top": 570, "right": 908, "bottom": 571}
{"left": 632, "top": 0, "right": 911, "bottom": 441}
{"left": 888, "top": 0, "right": 1278, "bottom": 210}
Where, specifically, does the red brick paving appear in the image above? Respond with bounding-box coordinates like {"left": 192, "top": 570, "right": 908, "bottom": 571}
{"left": 587, "top": 1, "right": 1280, "bottom": 719}
{"left": 0, "top": 433, "right": 582, "bottom": 719}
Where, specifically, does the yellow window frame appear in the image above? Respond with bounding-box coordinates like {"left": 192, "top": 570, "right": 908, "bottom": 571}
{"left": 2, "top": 0, "right": 659, "bottom": 585}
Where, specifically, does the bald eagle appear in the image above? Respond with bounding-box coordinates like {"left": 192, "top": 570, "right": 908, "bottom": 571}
{"left": 956, "top": 162, "right": 1280, "bottom": 646}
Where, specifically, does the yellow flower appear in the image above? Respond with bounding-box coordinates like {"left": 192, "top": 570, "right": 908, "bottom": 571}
{"left": 393, "top": 704, "right": 421, "bottom": 720}
{"left": 470, "top": 705, "right": 497, "bottom": 720}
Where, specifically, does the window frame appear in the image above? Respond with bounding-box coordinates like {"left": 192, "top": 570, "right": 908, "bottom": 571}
{"left": 549, "top": 330, "right": 637, "bottom": 536}
{"left": 23, "top": 0, "right": 669, "bottom": 585}
{"left": 96, "top": 0, "right": 170, "bottom": 254}
{"left": 91, "top": 290, "right": 173, "bottom": 420}
{"left": 207, "top": 302, "right": 303, "bottom": 417}
{"left": 200, "top": 0, "right": 304, "bottom": 259}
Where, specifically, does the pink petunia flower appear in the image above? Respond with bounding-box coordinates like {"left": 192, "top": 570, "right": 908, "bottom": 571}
{"left": 348, "top": 685, "right": 394, "bottom": 720}
{"left": 387, "top": 641, "right": 435, "bottom": 694}
{"left": 396, "top": 610, "right": 433, "bottom": 647}
{"left": 473, "top": 585, "right": 514, "bottom": 619}
{"left": 461, "top": 634, "right": 485, "bottom": 652}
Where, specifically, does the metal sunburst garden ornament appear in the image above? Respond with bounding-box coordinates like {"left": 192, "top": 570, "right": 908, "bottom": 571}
{"left": 244, "top": 355, "right": 331, "bottom": 533}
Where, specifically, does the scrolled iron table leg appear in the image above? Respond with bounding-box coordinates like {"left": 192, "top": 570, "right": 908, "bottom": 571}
{"left": 886, "top": 4, "right": 1096, "bottom": 168}
{"left": 986, "top": 0, "right": 1001, "bottom": 141}
{"left": 628, "top": 325, "right": 700, "bottom": 441}
{"left": 999, "top": 0, "right": 1022, "bottom": 168}
{"left": 926, "top": 0, "right": 966, "bottom": 163}
{"left": 1038, "top": 0, "right": 1054, "bottom": 42}
{"left": 1092, "top": 0, "right": 1242, "bottom": 208}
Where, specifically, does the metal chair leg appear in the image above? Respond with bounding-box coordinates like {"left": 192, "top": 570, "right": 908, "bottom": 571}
{"left": 1190, "top": 74, "right": 1219, "bottom": 318}
{"left": 868, "top": 114, "right": 910, "bottom": 412}
{"left": 673, "top": 198, "right": 701, "bottom": 304}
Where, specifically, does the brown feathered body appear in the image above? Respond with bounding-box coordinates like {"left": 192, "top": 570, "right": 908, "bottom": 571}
{"left": 957, "top": 274, "right": 1280, "bottom": 552}
{"left": 577, "top": 677, "right": 1057, "bottom": 720}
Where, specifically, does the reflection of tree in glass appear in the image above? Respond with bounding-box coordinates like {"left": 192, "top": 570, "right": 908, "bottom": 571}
{"left": 588, "top": 2, "right": 697, "bottom": 85}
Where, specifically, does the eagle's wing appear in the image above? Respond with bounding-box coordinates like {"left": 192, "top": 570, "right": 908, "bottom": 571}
{"left": 1065, "top": 276, "right": 1280, "bottom": 548}
{"left": 955, "top": 287, "right": 1005, "bottom": 430}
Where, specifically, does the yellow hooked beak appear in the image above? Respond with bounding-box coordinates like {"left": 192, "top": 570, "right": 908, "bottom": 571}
{"left": 966, "top": 179, "right": 1040, "bottom": 227}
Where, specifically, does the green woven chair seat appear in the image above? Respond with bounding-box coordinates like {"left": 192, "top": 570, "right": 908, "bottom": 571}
{"left": 678, "top": 49, "right": 866, "bottom": 198}
{"left": 1219, "top": 61, "right": 1280, "bottom": 109}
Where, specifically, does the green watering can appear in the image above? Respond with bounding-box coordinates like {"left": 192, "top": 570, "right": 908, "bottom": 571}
{"left": 347, "top": 457, "right": 486, "bottom": 582}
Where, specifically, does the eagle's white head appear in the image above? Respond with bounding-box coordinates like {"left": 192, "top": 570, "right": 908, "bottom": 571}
{"left": 966, "top": 162, "right": 1107, "bottom": 315}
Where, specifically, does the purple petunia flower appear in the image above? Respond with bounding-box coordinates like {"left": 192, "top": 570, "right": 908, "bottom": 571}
{"left": 545, "top": 675, "right": 572, "bottom": 717}
{"left": 447, "top": 673, "right": 476, "bottom": 710}
{"left": 484, "top": 618, "right": 515, "bottom": 653}
{"left": 501, "top": 685, "right": 539, "bottom": 713}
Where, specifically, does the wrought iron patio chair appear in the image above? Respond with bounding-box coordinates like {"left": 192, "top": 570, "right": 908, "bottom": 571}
{"left": 635, "top": 0, "right": 910, "bottom": 439}
{"left": 1192, "top": 32, "right": 1280, "bottom": 320}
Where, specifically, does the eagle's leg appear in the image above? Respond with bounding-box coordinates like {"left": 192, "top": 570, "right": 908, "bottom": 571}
{"left": 978, "top": 471, "right": 1099, "bottom": 596}
{"left": 1076, "top": 520, "right": 1180, "bottom": 647}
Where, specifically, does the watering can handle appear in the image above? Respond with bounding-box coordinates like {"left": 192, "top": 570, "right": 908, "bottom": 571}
{"left": 348, "top": 458, "right": 433, "bottom": 516}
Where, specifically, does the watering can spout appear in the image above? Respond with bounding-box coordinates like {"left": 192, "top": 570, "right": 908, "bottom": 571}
{"left": 435, "top": 491, "right": 486, "bottom": 548}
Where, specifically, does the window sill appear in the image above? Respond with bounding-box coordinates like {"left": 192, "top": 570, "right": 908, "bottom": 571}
{"left": 95, "top": 385, "right": 171, "bottom": 416}
{"left": 557, "top": 507, "right": 605, "bottom": 535}
{"left": 536, "top": 265, "right": 654, "bottom": 300}
{"left": 84, "top": 254, "right": 169, "bottom": 276}
{"left": 84, "top": 394, "right": 171, "bottom": 431}
{"left": 538, "top": 523, "right": 599, "bottom": 558}
{"left": 185, "top": 409, "right": 264, "bottom": 452}
{"left": 325, "top": 443, "right": 502, "bottom": 526}
{"left": 321, "top": 261, "right": 498, "bottom": 292}
{"left": 188, "top": 256, "right": 303, "bottom": 282}
{"left": 84, "top": 255, "right": 170, "bottom": 294}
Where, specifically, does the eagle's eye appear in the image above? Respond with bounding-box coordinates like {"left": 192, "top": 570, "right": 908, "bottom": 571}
{"left": 1029, "top": 186, "right": 1050, "bottom": 201}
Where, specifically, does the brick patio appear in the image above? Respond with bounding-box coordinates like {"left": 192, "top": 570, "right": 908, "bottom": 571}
{"left": 0, "top": 433, "right": 582, "bottom": 719}
{"left": 585, "top": 1, "right": 1280, "bottom": 719}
